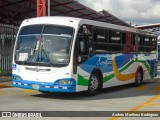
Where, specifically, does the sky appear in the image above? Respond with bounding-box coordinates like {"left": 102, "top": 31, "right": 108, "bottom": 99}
{"left": 78, "top": 0, "right": 160, "bottom": 26}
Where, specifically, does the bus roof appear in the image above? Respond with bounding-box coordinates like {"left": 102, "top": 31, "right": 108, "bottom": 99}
{"left": 21, "top": 16, "right": 81, "bottom": 29}
{"left": 21, "top": 16, "right": 134, "bottom": 31}
{"left": 21, "top": 16, "right": 156, "bottom": 37}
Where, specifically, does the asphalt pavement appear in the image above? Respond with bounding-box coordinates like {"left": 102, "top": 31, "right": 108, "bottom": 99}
{"left": 0, "top": 75, "right": 160, "bottom": 120}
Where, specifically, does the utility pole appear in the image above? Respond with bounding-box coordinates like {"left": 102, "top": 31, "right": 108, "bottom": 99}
{"left": 48, "top": 0, "right": 50, "bottom": 16}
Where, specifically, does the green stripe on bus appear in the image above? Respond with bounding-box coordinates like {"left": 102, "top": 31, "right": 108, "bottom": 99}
{"left": 103, "top": 58, "right": 154, "bottom": 83}
{"left": 119, "top": 58, "right": 153, "bottom": 79}
{"left": 137, "top": 59, "right": 154, "bottom": 79}
{"left": 78, "top": 74, "right": 89, "bottom": 86}
{"left": 103, "top": 73, "right": 114, "bottom": 82}
{"left": 78, "top": 58, "right": 154, "bottom": 86}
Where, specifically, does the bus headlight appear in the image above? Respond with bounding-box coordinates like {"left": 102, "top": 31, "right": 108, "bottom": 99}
{"left": 54, "top": 79, "right": 76, "bottom": 85}
{"left": 58, "top": 80, "right": 72, "bottom": 85}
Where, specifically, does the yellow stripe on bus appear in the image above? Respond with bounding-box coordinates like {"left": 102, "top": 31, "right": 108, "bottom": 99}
{"left": 112, "top": 54, "right": 135, "bottom": 81}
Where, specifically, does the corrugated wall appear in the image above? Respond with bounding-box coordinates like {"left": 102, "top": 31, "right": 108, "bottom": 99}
{"left": 0, "top": 24, "right": 17, "bottom": 76}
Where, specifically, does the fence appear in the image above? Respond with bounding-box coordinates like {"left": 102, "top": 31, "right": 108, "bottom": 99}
{"left": 0, "top": 24, "right": 18, "bottom": 76}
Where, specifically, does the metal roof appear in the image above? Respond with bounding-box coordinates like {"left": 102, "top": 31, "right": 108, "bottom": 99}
{"left": 135, "top": 24, "right": 160, "bottom": 32}
{"left": 0, "top": 0, "right": 131, "bottom": 27}
{"left": 135, "top": 24, "right": 160, "bottom": 29}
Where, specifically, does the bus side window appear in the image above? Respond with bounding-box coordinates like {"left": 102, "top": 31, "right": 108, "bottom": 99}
{"left": 93, "top": 33, "right": 97, "bottom": 42}
{"left": 138, "top": 36, "right": 143, "bottom": 45}
{"left": 122, "top": 32, "right": 126, "bottom": 44}
{"left": 109, "top": 30, "right": 121, "bottom": 52}
{"left": 132, "top": 34, "right": 135, "bottom": 45}
{"left": 150, "top": 37, "right": 157, "bottom": 52}
{"left": 138, "top": 35, "right": 144, "bottom": 52}
{"left": 110, "top": 30, "right": 121, "bottom": 44}
{"left": 93, "top": 28, "right": 105, "bottom": 43}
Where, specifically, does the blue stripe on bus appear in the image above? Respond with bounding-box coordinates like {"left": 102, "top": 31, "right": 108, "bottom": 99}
{"left": 79, "top": 54, "right": 134, "bottom": 73}
{"left": 12, "top": 75, "right": 76, "bottom": 92}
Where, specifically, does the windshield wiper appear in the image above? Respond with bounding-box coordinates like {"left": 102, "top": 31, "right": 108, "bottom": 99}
{"left": 40, "top": 49, "right": 55, "bottom": 67}
{"left": 23, "top": 53, "right": 37, "bottom": 65}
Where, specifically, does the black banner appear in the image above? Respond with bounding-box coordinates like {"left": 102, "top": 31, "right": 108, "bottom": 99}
{"left": 0, "top": 111, "right": 160, "bottom": 117}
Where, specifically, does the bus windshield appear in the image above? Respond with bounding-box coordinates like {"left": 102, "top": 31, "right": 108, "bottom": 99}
{"left": 14, "top": 25, "right": 74, "bottom": 67}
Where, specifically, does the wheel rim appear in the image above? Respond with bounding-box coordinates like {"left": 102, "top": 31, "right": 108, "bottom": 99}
{"left": 137, "top": 71, "right": 142, "bottom": 84}
{"left": 89, "top": 76, "right": 99, "bottom": 91}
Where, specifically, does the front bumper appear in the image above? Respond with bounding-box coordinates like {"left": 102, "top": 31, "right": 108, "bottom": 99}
{"left": 12, "top": 79, "right": 76, "bottom": 93}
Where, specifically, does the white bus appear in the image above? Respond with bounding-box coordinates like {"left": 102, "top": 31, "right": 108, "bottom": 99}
{"left": 12, "top": 16, "right": 157, "bottom": 95}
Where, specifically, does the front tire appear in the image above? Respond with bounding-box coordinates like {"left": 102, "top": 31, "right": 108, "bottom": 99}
{"left": 87, "top": 74, "right": 101, "bottom": 96}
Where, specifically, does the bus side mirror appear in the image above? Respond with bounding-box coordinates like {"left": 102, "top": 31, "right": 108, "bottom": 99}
{"left": 80, "top": 41, "right": 85, "bottom": 53}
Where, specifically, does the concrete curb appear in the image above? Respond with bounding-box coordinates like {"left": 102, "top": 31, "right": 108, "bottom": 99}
{"left": 0, "top": 84, "right": 12, "bottom": 89}
{"left": 0, "top": 76, "right": 11, "bottom": 82}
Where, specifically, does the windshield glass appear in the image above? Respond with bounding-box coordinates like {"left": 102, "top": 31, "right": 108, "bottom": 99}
{"left": 15, "top": 25, "right": 74, "bottom": 67}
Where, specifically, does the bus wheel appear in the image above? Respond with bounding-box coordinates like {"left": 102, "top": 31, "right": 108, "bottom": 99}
{"left": 87, "top": 74, "right": 100, "bottom": 96}
{"left": 134, "top": 70, "right": 143, "bottom": 86}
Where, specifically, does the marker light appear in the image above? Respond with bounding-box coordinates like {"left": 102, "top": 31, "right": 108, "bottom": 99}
{"left": 13, "top": 75, "right": 22, "bottom": 80}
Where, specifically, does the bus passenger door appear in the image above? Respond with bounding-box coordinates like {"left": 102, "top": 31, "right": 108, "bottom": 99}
{"left": 78, "top": 34, "right": 89, "bottom": 62}
{"left": 75, "top": 25, "right": 93, "bottom": 79}
{"left": 77, "top": 25, "right": 92, "bottom": 64}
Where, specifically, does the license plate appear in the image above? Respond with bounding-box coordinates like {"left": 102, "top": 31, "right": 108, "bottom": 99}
{"left": 32, "top": 84, "right": 39, "bottom": 90}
